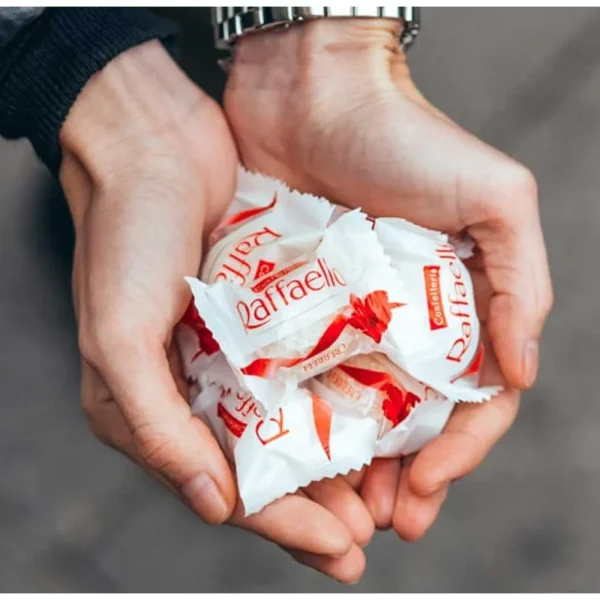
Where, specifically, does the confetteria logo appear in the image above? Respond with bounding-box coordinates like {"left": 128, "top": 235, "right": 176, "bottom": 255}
{"left": 424, "top": 265, "right": 448, "bottom": 331}
{"left": 237, "top": 258, "right": 347, "bottom": 331}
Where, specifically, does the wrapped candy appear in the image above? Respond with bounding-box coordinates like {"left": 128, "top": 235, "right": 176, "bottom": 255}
{"left": 189, "top": 209, "right": 408, "bottom": 413}
{"left": 202, "top": 168, "right": 334, "bottom": 287}
{"left": 373, "top": 217, "right": 501, "bottom": 402}
{"left": 189, "top": 354, "right": 378, "bottom": 515}
{"left": 310, "top": 353, "right": 455, "bottom": 458}
{"left": 177, "top": 167, "right": 501, "bottom": 515}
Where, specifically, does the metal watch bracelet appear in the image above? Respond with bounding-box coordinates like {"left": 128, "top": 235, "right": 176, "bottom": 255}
{"left": 212, "top": 7, "right": 421, "bottom": 53}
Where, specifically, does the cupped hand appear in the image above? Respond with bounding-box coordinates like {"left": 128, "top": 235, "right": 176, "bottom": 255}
{"left": 59, "top": 40, "right": 372, "bottom": 583}
{"left": 224, "top": 18, "right": 552, "bottom": 543}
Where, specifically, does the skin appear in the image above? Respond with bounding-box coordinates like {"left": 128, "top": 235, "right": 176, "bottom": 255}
{"left": 224, "top": 18, "right": 553, "bottom": 580}
{"left": 59, "top": 40, "right": 371, "bottom": 586}
{"left": 58, "top": 16, "right": 552, "bottom": 586}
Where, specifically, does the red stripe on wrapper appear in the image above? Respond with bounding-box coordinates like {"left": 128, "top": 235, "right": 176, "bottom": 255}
{"left": 180, "top": 300, "right": 220, "bottom": 360}
{"left": 450, "top": 342, "right": 485, "bottom": 384}
{"left": 220, "top": 194, "right": 277, "bottom": 228}
{"left": 217, "top": 402, "right": 247, "bottom": 438}
{"left": 337, "top": 363, "right": 421, "bottom": 427}
{"left": 310, "top": 393, "right": 333, "bottom": 460}
{"left": 241, "top": 290, "right": 405, "bottom": 378}
{"left": 241, "top": 313, "right": 349, "bottom": 378}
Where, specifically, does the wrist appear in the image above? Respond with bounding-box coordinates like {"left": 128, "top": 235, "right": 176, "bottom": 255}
{"left": 224, "top": 18, "right": 406, "bottom": 177}
{"left": 231, "top": 17, "right": 402, "bottom": 74}
{"left": 60, "top": 40, "right": 238, "bottom": 234}
{"left": 60, "top": 40, "right": 209, "bottom": 182}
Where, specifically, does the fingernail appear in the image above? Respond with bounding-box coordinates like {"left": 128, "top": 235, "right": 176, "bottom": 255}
{"left": 523, "top": 340, "right": 539, "bottom": 388}
{"left": 182, "top": 473, "right": 228, "bottom": 524}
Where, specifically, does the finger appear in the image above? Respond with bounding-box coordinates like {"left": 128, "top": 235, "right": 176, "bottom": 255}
{"left": 288, "top": 543, "right": 366, "bottom": 585}
{"left": 468, "top": 174, "right": 553, "bottom": 389}
{"left": 81, "top": 361, "right": 135, "bottom": 456}
{"left": 344, "top": 467, "right": 366, "bottom": 491}
{"left": 407, "top": 389, "right": 520, "bottom": 498}
{"left": 392, "top": 461, "right": 448, "bottom": 542}
{"left": 360, "top": 458, "right": 401, "bottom": 530}
{"left": 86, "top": 336, "right": 237, "bottom": 525}
{"left": 81, "top": 361, "right": 205, "bottom": 505}
{"left": 230, "top": 493, "right": 354, "bottom": 557}
{"left": 304, "top": 476, "right": 375, "bottom": 547}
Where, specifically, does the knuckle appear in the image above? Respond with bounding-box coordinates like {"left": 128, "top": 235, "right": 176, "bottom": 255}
{"left": 503, "top": 163, "right": 538, "bottom": 200}
{"left": 132, "top": 423, "right": 182, "bottom": 477}
{"left": 511, "top": 164, "right": 538, "bottom": 199}
{"left": 78, "top": 312, "right": 137, "bottom": 368}
{"left": 490, "top": 163, "right": 538, "bottom": 220}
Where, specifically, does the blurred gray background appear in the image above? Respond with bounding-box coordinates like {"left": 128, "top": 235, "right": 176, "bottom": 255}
{"left": 0, "top": 7, "right": 597, "bottom": 592}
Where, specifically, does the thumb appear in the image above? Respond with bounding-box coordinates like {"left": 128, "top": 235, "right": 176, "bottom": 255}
{"left": 83, "top": 330, "right": 237, "bottom": 524}
{"left": 468, "top": 170, "right": 553, "bottom": 389}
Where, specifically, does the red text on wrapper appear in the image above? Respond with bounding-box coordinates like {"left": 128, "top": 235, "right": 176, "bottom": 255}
{"left": 234, "top": 390, "right": 262, "bottom": 419}
{"left": 215, "top": 226, "right": 282, "bottom": 286}
{"left": 255, "top": 408, "right": 290, "bottom": 445}
{"left": 217, "top": 390, "right": 291, "bottom": 445}
{"left": 423, "top": 265, "right": 447, "bottom": 330}
{"left": 436, "top": 244, "right": 473, "bottom": 364}
{"left": 302, "top": 343, "right": 347, "bottom": 374}
{"left": 236, "top": 258, "right": 347, "bottom": 330}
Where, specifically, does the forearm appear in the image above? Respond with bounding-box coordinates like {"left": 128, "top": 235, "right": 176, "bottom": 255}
{"left": 0, "top": 8, "right": 179, "bottom": 175}
{"left": 60, "top": 38, "right": 236, "bottom": 237}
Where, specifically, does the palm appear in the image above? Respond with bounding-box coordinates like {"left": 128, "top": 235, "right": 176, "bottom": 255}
{"left": 225, "top": 69, "right": 524, "bottom": 543}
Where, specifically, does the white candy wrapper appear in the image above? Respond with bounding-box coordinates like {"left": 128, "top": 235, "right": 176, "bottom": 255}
{"left": 310, "top": 353, "right": 455, "bottom": 458}
{"left": 187, "top": 350, "right": 453, "bottom": 515}
{"left": 189, "top": 210, "right": 408, "bottom": 413}
{"left": 373, "top": 218, "right": 501, "bottom": 402}
{"left": 177, "top": 300, "right": 221, "bottom": 396}
{"left": 449, "top": 232, "right": 476, "bottom": 260}
{"left": 175, "top": 167, "right": 502, "bottom": 515}
{"left": 190, "top": 354, "right": 377, "bottom": 515}
{"left": 203, "top": 167, "right": 335, "bottom": 286}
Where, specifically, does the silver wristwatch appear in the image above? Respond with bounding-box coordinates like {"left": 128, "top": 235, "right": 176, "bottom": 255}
{"left": 212, "top": 7, "right": 421, "bottom": 53}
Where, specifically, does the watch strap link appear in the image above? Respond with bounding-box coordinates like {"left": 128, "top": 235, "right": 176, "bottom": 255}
{"left": 212, "top": 7, "right": 421, "bottom": 52}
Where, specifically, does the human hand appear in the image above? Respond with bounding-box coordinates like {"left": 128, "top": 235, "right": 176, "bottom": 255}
{"left": 224, "top": 18, "right": 552, "bottom": 545}
{"left": 60, "top": 40, "right": 373, "bottom": 582}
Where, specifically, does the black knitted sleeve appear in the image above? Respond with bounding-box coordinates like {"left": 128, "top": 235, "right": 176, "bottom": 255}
{"left": 0, "top": 8, "right": 180, "bottom": 175}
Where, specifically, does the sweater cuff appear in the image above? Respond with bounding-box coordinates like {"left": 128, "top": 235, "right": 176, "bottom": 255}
{"left": 0, "top": 8, "right": 180, "bottom": 175}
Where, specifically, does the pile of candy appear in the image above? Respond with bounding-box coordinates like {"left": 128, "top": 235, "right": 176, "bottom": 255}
{"left": 177, "top": 168, "right": 501, "bottom": 515}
